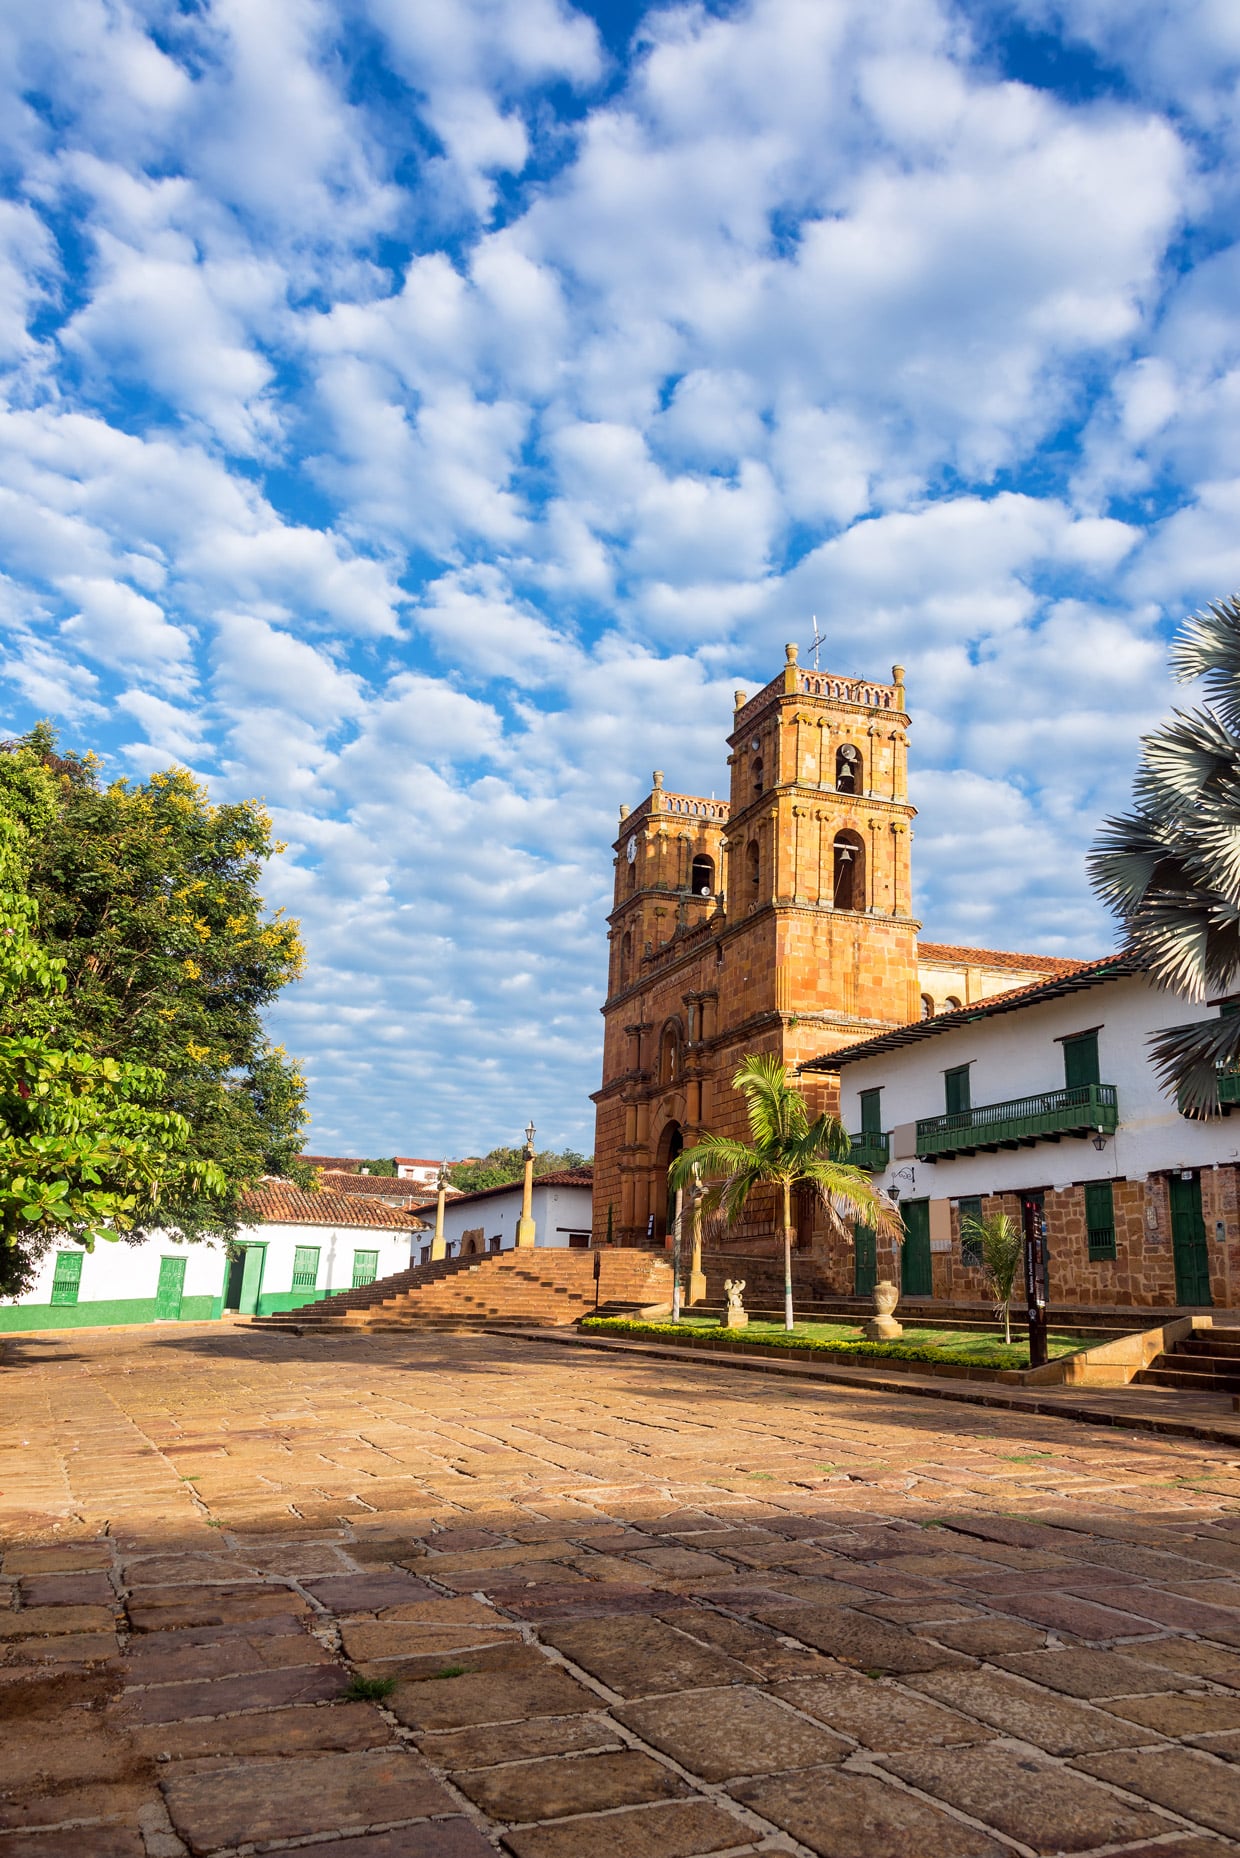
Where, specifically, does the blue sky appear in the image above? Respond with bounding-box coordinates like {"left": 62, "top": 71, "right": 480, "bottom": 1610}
{"left": 2, "top": 0, "right": 1238, "bottom": 1159}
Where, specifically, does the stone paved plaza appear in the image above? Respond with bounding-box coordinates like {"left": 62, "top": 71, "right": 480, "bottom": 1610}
{"left": 6, "top": 1327, "right": 1240, "bottom": 1855}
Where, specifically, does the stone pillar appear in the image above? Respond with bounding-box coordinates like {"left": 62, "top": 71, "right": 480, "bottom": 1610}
{"left": 430, "top": 1164, "right": 448, "bottom": 1262}
{"left": 515, "top": 1131, "right": 536, "bottom": 1248}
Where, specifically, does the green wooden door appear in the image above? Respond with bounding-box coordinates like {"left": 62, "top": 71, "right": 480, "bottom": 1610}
{"left": 352, "top": 1249, "right": 380, "bottom": 1288}
{"left": 238, "top": 1245, "right": 266, "bottom": 1315}
{"left": 854, "top": 1224, "right": 877, "bottom": 1297}
{"left": 50, "top": 1250, "right": 84, "bottom": 1305}
{"left": 154, "top": 1255, "right": 186, "bottom": 1320}
{"left": 1169, "top": 1172, "right": 1212, "bottom": 1306}
{"left": 944, "top": 1067, "right": 971, "bottom": 1116}
{"left": 901, "top": 1199, "right": 933, "bottom": 1297}
{"left": 1063, "top": 1031, "right": 1100, "bottom": 1090}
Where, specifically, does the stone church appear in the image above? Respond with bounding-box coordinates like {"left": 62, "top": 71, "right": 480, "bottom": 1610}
{"left": 590, "top": 645, "right": 1083, "bottom": 1253}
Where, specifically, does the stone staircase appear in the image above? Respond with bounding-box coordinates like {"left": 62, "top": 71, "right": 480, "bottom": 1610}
{"left": 1135, "top": 1326, "right": 1240, "bottom": 1394}
{"left": 250, "top": 1247, "right": 674, "bottom": 1334}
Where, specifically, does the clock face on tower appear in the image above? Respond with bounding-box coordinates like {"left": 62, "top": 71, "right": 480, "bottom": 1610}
{"left": 627, "top": 836, "right": 637, "bottom": 863}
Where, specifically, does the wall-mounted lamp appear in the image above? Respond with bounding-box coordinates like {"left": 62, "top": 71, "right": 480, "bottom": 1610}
{"left": 1091, "top": 1130, "right": 1108, "bottom": 1152}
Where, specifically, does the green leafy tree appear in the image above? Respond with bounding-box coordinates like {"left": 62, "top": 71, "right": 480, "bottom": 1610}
{"left": 1089, "top": 594, "right": 1240, "bottom": 1113}
{"left": 962, "top": 1209, "right": 1022, "bottom": 1345}
{"left": 0, "top": 814, "right": 225, "bottom": 1297}
{"left": 450, "top": 1146, "right": 589, "bottom": 1193}
{"left": 0, "top": 727, "right": 309, "bottom": 1250}
{"left": 669, "top": 1054, "right": 902, "bottom": 1331}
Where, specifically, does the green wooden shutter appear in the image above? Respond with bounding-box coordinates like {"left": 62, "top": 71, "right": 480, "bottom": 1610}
{"left": 352, "top": 1249, "right": 379, "bottom": 1288}
{"left": 944, "top": 1066, "right": 971, "bottom": 1116}
{"left": 859, "top": 1088, "right": 882, "bottom": 1135}
{"left": 958, "top": 1196, "right": 983, "bottom": 1267}
{"left": 1084, "top": 1181, "right": 1116, "bottom": 1259}
{"left": 291, "top": 1245, "right": 320, "bottom": 1290}
{"left": 853, "top": 1224, "right": 876, "bottom": 1296}
{"left": 50, "top": 1250, "right": 84, "bottom": 1305}
{"left": 1064, "top": 1031, "right": 1100, "bottom": 1090}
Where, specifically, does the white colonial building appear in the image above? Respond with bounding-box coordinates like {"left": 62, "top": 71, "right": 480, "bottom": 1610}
{"left": 411, "top": 1168, "right": 594, "bottom": 1264}
{"left": 0, "top": 1184, "right": 424, "bottom": 1333}
{"left": 804, "top": 955, "right": 1240, "bottom": 1311}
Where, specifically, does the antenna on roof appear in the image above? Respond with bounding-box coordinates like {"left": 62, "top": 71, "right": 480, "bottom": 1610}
{"left": 808, "top": 614, "right": 824, "bottom": 670}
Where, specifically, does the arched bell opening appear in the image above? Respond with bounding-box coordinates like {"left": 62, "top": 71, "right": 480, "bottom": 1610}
{"left": 832, "top": 829, "right": 866, "bottom": 911}
{"left": 690, "top": 852, "right": 715, "bottom": 897}
{"left": 745, "top": 838, "right": 760, "bottom": 896}
{"left": 835, "top": 743, "right": 860, "bottom": 793}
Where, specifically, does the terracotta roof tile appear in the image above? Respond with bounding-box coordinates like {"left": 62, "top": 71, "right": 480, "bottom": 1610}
{"left": 918, "top": 942, "right": 1090, "bottom": 975}
{"left": 243, "top": 1183, "right": 427, "bottom": 1229}
{"left": 317, "top": 1171, "right": 440, "bottom": 1201}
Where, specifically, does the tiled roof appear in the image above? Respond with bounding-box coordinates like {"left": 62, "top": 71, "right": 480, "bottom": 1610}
{"left": 409, "top": 1166, "right": 594, "bottom": 1213}
{"left": 244, "top": 1183, "right": 427, "bottom": 1229}
{"left": 801, "top": 951, "right": 1140, "bottom": 1070}
{"left": 318, "top": 1171, "right": 436, "bottom": 1201}
{"left": 300, "top": 1154, "right": 442, "bottom": 1173}
{"left": 918, "top": 942, "right": 1090, "bottom": 976}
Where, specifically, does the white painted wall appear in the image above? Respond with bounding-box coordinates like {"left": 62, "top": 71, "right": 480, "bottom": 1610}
{"left": 8, "top": 1218, "right": 413, "bottom": 1310}
{"left": 412, "top": 1183, "right": 594, "bottom": 1263}
{"left": 837, "top": 973, "right": 1240, "bottom": 1201}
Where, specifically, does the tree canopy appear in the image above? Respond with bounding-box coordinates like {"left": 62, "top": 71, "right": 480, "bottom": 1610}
{"left": 0, "top": 726, "right": 309, "bottom": 1275}
{"left": 0, "top": 807, "right": 225, "bottom": 1295}
{"left": 449, "top": 1146, "right": 589, "bottom": 1194}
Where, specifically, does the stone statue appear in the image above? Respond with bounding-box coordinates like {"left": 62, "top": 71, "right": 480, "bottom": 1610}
{"left": 723, "top": 1278, "right": 748, "bottom": 1330}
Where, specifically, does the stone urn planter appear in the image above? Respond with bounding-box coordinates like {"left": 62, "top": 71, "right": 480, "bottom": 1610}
{"left": 864, "top": 1279, "right": 903, "bottom": 1341}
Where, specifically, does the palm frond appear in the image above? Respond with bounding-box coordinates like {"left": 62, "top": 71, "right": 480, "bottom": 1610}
{"left": 1169, "top": 596, "right": 1240, "bottom": 733}
{"left": 731, "top": 1053, "right": 808, "bottom": 1148}
{"left": 1148, "top": 1013, "right": 1240, "bottom": 1117}
{"left": 796, "top": 1157, "right": 903, "bottom": 1242}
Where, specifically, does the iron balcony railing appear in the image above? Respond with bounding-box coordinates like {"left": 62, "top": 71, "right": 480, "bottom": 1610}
{"left": 916, "top": 1083, "right": 1118, "bottom": 1161}
{"left": 848, "top": 1131, "right": 890, "bottom": 1171}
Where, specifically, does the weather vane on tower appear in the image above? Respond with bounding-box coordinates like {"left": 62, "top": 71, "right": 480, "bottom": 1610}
{"left": 807, "top": 614, "right": 824, "bottom": 669}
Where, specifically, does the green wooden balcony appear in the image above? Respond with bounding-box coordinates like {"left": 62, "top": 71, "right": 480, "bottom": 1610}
{"left": 1219, "top": 1070, "right": 1240, "bottom": 1109}
{"left": 848, "top": 1131, "right": 890, "bottom": 1171}
{"left": 916, "top": 1083, "right": 1118, "bottom": 1160}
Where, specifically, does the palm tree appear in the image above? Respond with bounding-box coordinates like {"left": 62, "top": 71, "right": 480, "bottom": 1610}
{"left": 668, "top": 1052, "right": 902, "bottom": 1331}
{"left": 1089, "top": 593, "right": 1240, "bottom": 1113}
{"left": 962, "top": 1209, "right": 1022, "bottom": 1345}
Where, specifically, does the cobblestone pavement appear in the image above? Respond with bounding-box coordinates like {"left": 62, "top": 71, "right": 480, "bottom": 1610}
{"left": 5, "top": 1326, "right": 1240, "bottom": 1857}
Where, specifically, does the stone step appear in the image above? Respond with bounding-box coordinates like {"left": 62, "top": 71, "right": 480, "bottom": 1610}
{"left": 1135, "top": 1360, "right": 1240, "bottom": 1392}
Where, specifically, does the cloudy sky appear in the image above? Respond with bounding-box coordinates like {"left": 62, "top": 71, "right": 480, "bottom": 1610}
{"left": 1, "top": 0, "right": 1237, "bottom": 1158}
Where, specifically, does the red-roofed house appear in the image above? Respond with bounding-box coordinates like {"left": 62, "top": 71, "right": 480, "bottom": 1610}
{"left": 0, "top": 1181, "right": 426, "bottom": 1332}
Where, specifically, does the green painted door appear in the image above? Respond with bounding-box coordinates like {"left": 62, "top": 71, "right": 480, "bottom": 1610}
{"left": 238, "top": 1245, "right": 266, "bottom": 1315}
{"left": 154, "top": 1256, "right": 186, "bottom": 1320}
{"left": 50, "top": 1250, "right": 84, "bottom": 1305}
{"left": 352, "top": 1249, "right": 380, "bottom": 1288}
{"left": 901, "top": 1199, "right": 933, "bottom": 1297}
{"left": 853, "top": 1224, "right": 877, "bottom": 1297}
{"left": 1169, "top": 1172, "right": 1212, "bottom": 1307}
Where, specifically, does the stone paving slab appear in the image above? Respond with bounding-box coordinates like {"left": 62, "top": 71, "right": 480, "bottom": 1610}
{"left": 9, "top": 1323, "right": 1240, "bottom": 1854}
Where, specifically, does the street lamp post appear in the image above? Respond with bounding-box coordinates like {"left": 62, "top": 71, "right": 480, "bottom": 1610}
{"left": 430, "top": 1161, "right": 449, "bottom": 1263}
{"left": 516, "top": 1120, "right": 537, "bottom": 1249}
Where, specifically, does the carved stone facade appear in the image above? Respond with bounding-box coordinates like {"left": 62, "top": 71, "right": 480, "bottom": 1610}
{"left": 591, "top": 647, "right": 1076, "bottom": 1251}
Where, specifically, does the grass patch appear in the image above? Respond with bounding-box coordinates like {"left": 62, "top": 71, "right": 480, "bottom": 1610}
{"left": 431, "top": 1663, "right": 472, "bottom": 1680}
{"left": 578, "top": 1313, "right": 1088, "bottom": 1372}
{"left": 344, "top": 1673, "right": 397, "bottom": 1702}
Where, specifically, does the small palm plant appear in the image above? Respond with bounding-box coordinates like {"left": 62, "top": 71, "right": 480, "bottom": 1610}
{"left": 1089, "top": 593, "right": 1240, "bottom": 1113}
{"left": 962, "top": 1209, "right": 1022, "bottom": 1345}
{"left": 668, "top": 1053, "right": 902, "bottom": 1331}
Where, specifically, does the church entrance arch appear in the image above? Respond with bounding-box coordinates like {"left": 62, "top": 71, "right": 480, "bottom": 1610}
{"left": 652, "top": 1120, "right": 683, "bottom": 1245}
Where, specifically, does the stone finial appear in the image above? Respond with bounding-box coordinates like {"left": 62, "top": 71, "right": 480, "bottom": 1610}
{"left": 619, "top": 803, "right": 630, "bottom": 820}
{"left": 785, "top": 642, "right": 798, "bottom": 664}
{"left": 652, "top": 770, "right": 663, "bottom": 790}
{"left": 734, "top": 689, "right": 747, "bottom": 708}
{"left": 893, "top": 663, "right": 906, "bottom": 704}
